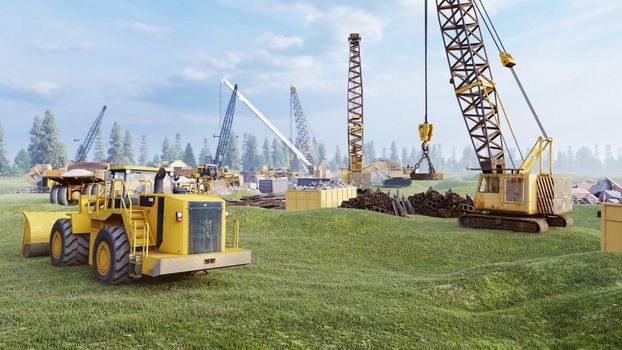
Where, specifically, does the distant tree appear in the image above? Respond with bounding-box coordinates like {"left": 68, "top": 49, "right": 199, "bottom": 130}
{"left": 40, "top": 111, "right": 65, "bottom": 166}
{"left": 261, "top": 138, "right": 271, "bottom": 165}
{"left": 605, "top": 145, "right": 615, "bottom": 171}
{"left": 241, "top": 134, "right": 260, "bottom": 170}
{"left": 172, "top": 132, "right": 183, "bottom": 160}
{"left": 183, "top": 143, "right": 196, "bottom": 167}
{"left": 401, "top": 147, "right": 409, "bottom": 165}
{"left": 574, "top": 146, "right": 601, "bottom": 172}
{"left": 138, "top": 134, "right": 148, "bottom": 166}
{"left": 122, "top": 131, "right": 134, "bottom": 165}
{"left": 224, "top": 131, "right": 240, "bottom": 169}
{"left": 342, "top": 154, "right": 349, "bottom": 169}
{"left": 0, "top": 124, "right": 10, "bottom": 175}
{"left": 150, "top": 153, "right": 161, "bottom": 167}
{"left": 93, "top": 128, "right": 105, "bottom": 162}
{"left": 160, "top": 137, "right": 172, "bottom": 162}
{"left": 331, "top": 145, "right": 342, "bottom": 171}
{"left": 390, "top": 141, "right": 399, "bottom": 160}
{"left": 271, "top": 138, "right": 285, "bottom": 168}
{"left": 317, "top": 142, "right": 327, "bottom": 163}
{"left": 107, "top": 122, "right": 125, "bottom": 165}
{"left": 13, "top": 149, "right": 31, "bottom": 175}
{"left": 410, "top": 147, "right": 419, "bottom": 167}
{"left": 364, "top": 141, "right": 376, "bottom": 162}
{"left": 27, "top": 116, "right": 43, "bottom": 164}
{"left": 198, "top": 137, "right": 212, "bottom": 164}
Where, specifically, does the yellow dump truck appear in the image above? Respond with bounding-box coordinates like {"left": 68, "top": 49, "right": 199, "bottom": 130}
{"left": 21, "top": 167, "right": 251, "bottom": 284}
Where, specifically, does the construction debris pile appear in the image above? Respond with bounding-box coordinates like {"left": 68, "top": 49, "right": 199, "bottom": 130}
{"left": 226, "top": 194, "right": 285, "bottom": 209}
{"left": 340, "top": 187, "right": 475, "bottom": 218}
{"left": 408, "top": 188, "right": 475, "bottom": 218}
{"left": 573, "top": 178, "right": 622, "bottom": 204}
{"left": 295, "top": 178, "right": 349, "bottom": 190}
{"left": 340, "top": 189, "right": 414, "bottom": 217}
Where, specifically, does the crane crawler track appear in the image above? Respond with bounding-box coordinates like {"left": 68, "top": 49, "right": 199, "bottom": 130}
{"left": 459, "top": 213, "right": 549, "bottom": 233}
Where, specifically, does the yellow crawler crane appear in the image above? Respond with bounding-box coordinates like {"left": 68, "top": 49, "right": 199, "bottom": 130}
{"left": 435, "top": 0, "right": 573, "bottom": 233}
{"left": 21, "top": 167, "right": 251, "bottom": 284}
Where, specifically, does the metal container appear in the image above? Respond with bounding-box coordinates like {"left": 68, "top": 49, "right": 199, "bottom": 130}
{"left": 258, "top": 178, "right": 289, "bottom": 194}
{"left": 286, "top": 187, "right": 357, "bottom": 211}
{"left": 601, "top": 203, "right": 622, "bottom": 252}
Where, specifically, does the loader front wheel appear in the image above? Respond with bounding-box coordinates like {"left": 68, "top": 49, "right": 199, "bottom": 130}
{"left": 93, "top": 226, "right": 130, "bottom": 285}
{"left": 57, "top": 185, "right": 69, "bottom": 206}
{"left": 49, "top": 185, "right": 59, "bottom": 204}
{"left": 49, "top": 219, "right": 90, "bottom": 266}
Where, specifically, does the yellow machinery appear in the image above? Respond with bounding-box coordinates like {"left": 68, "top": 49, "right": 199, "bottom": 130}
{"left": 363, "top": 160, "right": 413, "bottom": 187}
{"left": 434, "top": 0, "right": 572, "bottom": 233}
{"left": 341, "top": 33, "right": 371, "bottom": 190}
{"left": 21, "top": 167, "right": 251, "bottom": 284}
{"left": 175, "top": 164, "right": 241, "bottom": 194}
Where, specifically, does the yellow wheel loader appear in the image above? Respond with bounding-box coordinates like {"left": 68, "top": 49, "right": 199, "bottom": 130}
{"left": 21, "top": 167, "right": 251, "bottom": 284}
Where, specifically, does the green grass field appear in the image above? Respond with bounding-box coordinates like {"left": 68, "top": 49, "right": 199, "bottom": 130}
{"left": 0, "top": 177, "right": 621, "bottom": 349}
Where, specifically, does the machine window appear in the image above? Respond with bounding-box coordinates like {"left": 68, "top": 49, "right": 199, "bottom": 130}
{"left": 504, "top": 178, "right": 525, "bottom": 203}
{"left": 479, "top": 177, "right": 500, "bottom": 193}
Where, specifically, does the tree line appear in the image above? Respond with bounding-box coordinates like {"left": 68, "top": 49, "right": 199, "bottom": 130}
{"left": 1, "top": 112, "right": 622, "bottom": 176}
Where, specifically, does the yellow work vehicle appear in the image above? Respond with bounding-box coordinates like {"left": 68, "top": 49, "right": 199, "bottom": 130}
{"left": 21, "top": 167, "right": 251, "bottom": 284}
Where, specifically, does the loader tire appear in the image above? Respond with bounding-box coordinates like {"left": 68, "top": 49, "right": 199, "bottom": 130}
{"left": 93, "top": 226, "right": 130, "bottom": 285}
{"left": 57, "top": 185, "right": 69, "bottom": 206}
{"left": 49, "top": 219, "right": 90, "bottom": 266}
{"left": 49, "top": 185, "right": 59, "bottom": 204}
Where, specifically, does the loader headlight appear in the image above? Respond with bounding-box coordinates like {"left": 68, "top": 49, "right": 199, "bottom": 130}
{"left": 225, "top": 211, "right": 230, "bottom": 220}
{"left": 176, "top": 211, "right": 183, "bottom": 222}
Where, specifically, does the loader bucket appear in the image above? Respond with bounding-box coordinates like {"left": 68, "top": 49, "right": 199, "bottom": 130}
{"left": 21, "top": 212, "right": 70, "bottom": 257}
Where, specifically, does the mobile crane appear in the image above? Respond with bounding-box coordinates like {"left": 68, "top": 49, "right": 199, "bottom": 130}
{"left": 433, "top": 0, "right": 572, "bottom": 233}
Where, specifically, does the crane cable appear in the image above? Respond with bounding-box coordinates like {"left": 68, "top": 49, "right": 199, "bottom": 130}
{"left": 474, "top": 0, "right": 549, "bottom": 139}
{"left": 412, "top": 0, "right": 436, "bottom": 174}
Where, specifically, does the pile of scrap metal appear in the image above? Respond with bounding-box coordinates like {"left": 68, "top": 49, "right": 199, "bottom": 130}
{"left": 226, "top": 194, "right": 285, "bottom": 209}
{"left": 340, "top": 187, "right": 475, "bottom": 219}
{"left": 295, "top": 178, "right": 349, "bottom": 190}
{"left": 340, "top": 189, "right": 414, "bottom": 217}
{"left": 573, "top": 178, "right": 622, "bottom": 204}
{"left": 407, "top": 188, "right": 475, "bottom": 218}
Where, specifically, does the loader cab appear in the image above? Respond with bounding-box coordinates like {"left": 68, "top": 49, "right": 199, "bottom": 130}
{"left": 108, "top": 166, "right": 174, "bottom": 196}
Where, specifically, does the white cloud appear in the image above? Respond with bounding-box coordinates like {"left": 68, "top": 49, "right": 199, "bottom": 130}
{"left": 306, "top": 6, "right": 385, "bottom": 42}
{"left": 118, "top": 22, "right": 168, "bottom": 35}
{"left": 177, "top": 68, "right": 211, "bottom": 81}
{"left": 257, "top": 33, "right": 304, "bottom": 50}
{"left": 254, "top": 50, "right": 315, "bottom": 69}
{"left": 33, "top": 41, "right": 92, "bottom": 53}
{"left": 200, "top": 52, "right": 242, "bottom": 70}
{"left": 31, "top": 81, "right": 59, "bottom": 95}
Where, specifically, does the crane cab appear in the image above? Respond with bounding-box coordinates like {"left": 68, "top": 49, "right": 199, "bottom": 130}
{"left": 474, "top": 173, "right": 572, "bottom": 216}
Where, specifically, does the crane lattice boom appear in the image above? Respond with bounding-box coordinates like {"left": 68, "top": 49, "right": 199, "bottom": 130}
{"left": 347, "top": 33, "right": 364, "bottom": 173}
{"left": 437, "top": 0, "right": 505, "bottom": 173}
{"left": 73, "top": 105, "right": 107, "bottom": 163}
{"left": 290, "top": 85, "right": 317, "bottom": 165}
{"left": 214, "top": 85, "right": 238, "bottom": 168}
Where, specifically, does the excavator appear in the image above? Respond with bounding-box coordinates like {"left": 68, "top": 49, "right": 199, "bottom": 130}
{"left": 431, "top": 0, "right": 572, "bottom": 233}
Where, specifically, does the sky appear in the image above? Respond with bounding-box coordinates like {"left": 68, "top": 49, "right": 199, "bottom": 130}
{"left": 0, "top": 0, "right": 621, "bottom": 163}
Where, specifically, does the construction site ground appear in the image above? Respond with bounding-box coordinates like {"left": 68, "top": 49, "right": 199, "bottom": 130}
{"left": 1, "top": 176, "right": 621, "bottom": 348}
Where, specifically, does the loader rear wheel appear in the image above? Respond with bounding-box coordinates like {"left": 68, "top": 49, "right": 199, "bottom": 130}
{"left": 93, "top": 226, "right": 130, "bottom": 285}
{"left": 57, "top": 185, "right": 69, "bottom": 206}
{"left": 49, "top": 185, "right": 59, "bottom": 204}
{"left": 49, "top": 219, "right": 90, "bottom": 266}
